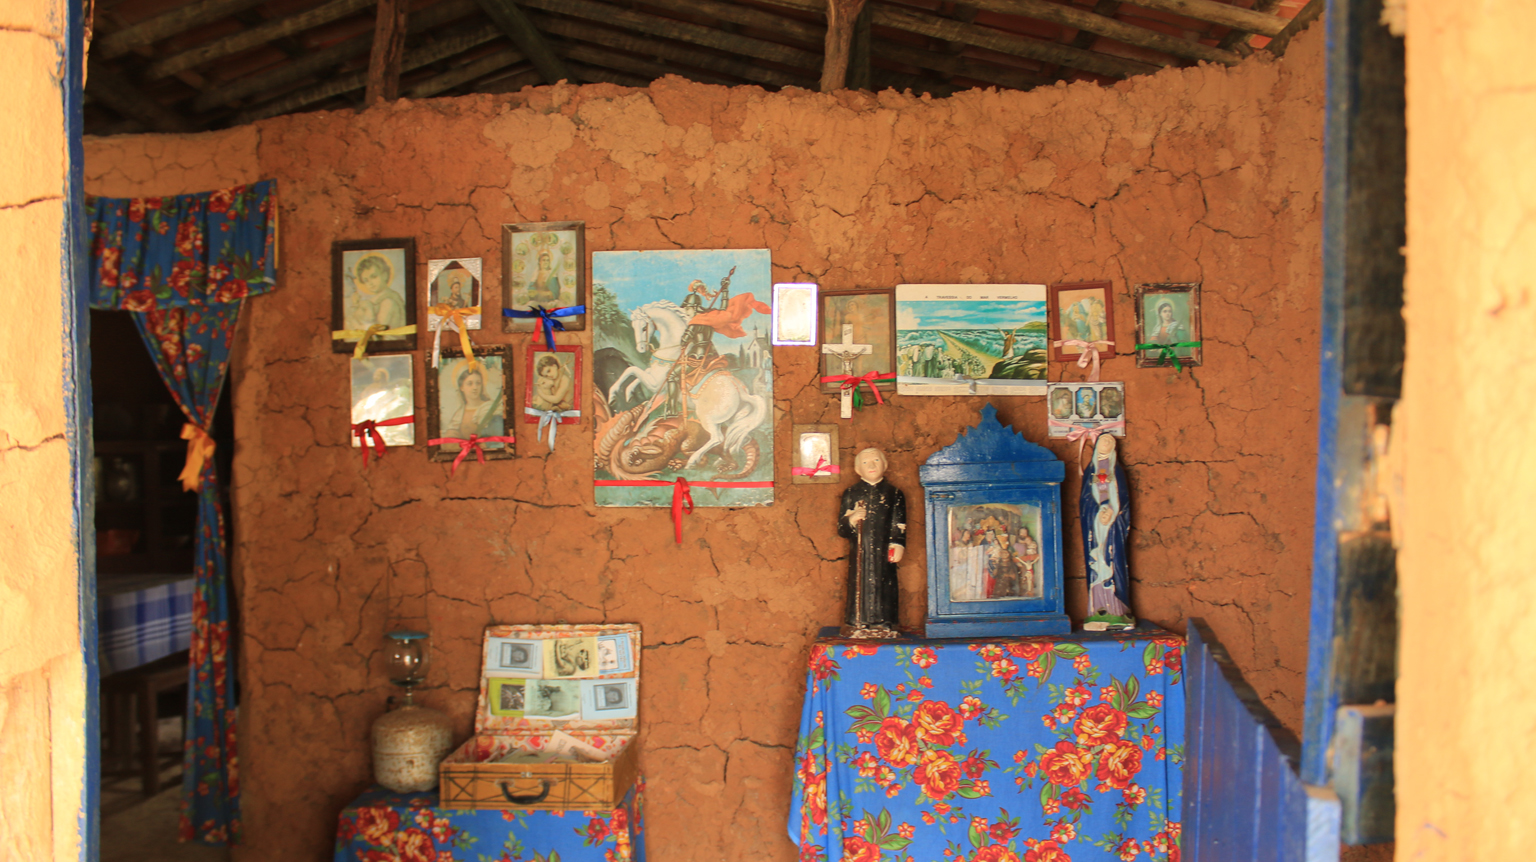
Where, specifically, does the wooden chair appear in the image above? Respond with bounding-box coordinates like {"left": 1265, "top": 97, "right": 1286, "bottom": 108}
{"left": 102, "top": 650, "right": 188, "bottom": 796}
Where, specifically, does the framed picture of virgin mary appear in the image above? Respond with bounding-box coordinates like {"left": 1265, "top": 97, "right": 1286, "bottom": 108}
{"left": 424, "top": 346, "right": 514, "bottom": 462}
{"left": 502, "top": 221, "right": 585, "bottom": 332}
{"left": 1134, "top": 282, "right": 1202, "bottom": 369}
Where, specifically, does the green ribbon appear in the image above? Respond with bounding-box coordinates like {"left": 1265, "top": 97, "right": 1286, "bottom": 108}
{"left": 1133, "top": 341, "right": 1201, "bottom": 372}
{"left": 852, "top": 387, "right": 864, "bottom": 411}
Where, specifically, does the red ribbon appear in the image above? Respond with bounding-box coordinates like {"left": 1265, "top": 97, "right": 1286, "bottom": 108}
{"left": 427, "top": 434, "right": 517, "bottom": 477}
{"left": 819, "top": 371, "right": 896, "bottom": 406}
{"left": 351, "top": 415, "right": 414, "bottom": 467}
{"left": 671, "top": 478, "right": 694, "bottom": 544}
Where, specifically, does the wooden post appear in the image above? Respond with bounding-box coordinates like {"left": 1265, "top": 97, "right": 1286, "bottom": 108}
{"left": 847, "top": 3, "right": 872, "bottom": 91}
{"left": 820, "top": 0, "right": 867, "bottom": 92}
{"left": 367, "top": 0, "right": 408, "bottom": 105}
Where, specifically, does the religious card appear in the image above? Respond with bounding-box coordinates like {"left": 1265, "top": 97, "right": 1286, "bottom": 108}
{"left": 1046, "top": 382, "right": 1126, "bottom": 438}
{"left": 349, "top": 355, "right": 414, "bottom": 447}
{"left": 426, "top": 257, "right": 483, "bottom": 332}
{"left": 791, "top": 424, "right": 840, "bottom": 485}
{"left": 947, "top": 502, "right": 1046, "bottom": 602}
{"left": 580, "top": 678, "right": 637, "bottom": 720}
{"left": 1049, "top": 281, "right": 1117, "bottom": 362}
{"left": 896, "top": 284, "right": 1048, "bottom": 395}
{"left": 488, "top": 678, "right": 526, "bottom": 718}
{"left": 595, "top": 633, "right": 633, "bottom": 674}
{"left": 502, "top": 221, "right": 585, "bottom": 332}
{"left": 484, "top": 636, "right": 543, "bottom": 678}
{"left": 543, "top": 636, "right": 599, "bottom": 679}
{"left": 1134, "top": 282, "right": 1202, "bottom": 369}
{"left": 526, "top": 679, "right": 582, "bottom": 719}
{"left": 424, "top": 347, "right": 512, "bottom": 463}
{"left": 333, "top": 239, "right": 416, "bottom": 354}
{"left": 591, "top": 248, "right": 774, "bottom": 508}
{"left": 771, "top": 282, "right": 817, "bottom": 346}
{"left": 819, "top": 288, "right": 896, "bottom": 394}
{"left": 524, "top": 345, "right": 581, "bottom": 450}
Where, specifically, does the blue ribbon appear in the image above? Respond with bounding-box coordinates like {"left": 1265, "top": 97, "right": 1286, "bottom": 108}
{"left": 525, "top": 406, "right": 580, "bottom": 450}
{"left": 502, "top": 305, "right": 586, "bottom": 350}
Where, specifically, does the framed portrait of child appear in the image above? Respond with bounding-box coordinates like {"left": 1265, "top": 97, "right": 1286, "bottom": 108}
{"left": 524, "top": 345, "right": 582, "bottom": 450}
{"left": 332, "top": 238, "right": 416, "bottom": 354}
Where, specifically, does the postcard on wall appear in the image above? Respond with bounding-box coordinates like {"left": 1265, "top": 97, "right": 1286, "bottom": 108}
{"left": 580, "top": 678, "right": 638, "bottom": 721}
{"left": 526, "top": 679, "right": 582, "bottom": 720}
{"left": 819, "top": 288, "right": 896, "bottom": 394}
{"left": 333, "top": 239, "right": 417, "bottom": 354}
{"left": 484, "top": 636, "right": 543, "bottom": 678}
{"left": 591, "top": 248, "right": 775, "bottom": 508}
{"left": 771, "top": 283, "right": 817, "bottom": 346}
{"left": 502, "top": 221, "right": 585, "bottom": 332}
{"left": 488, "top": 678, "right": 526, "bottom": 718}
{"left": 1046, "top": 381, "right": 1126, "bottom": 437}
{"left": 542, "top": 636, "right": 599, "bottom": 679}
{"left": 595, "top": 633, "right": 633, "bottom": 674}
{"left": 426, "top": 257, "right": 483, "bottom": 332}
{"left": 424, "top": 347, "right": 512, "bottom": 461}
{"left": 1134, "top": 282, "right": 1202, "bottom": 369}
{"left": 349, "top": 355, "right": 415, "bottom": 447}
{"left": 1048, "top": 281, "right": 1116, "bottom": 362}
{"left": 895, "top": 284, "right": 1048, "bottom": 395}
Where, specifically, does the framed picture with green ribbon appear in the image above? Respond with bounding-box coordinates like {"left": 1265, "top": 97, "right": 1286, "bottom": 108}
{"left": 1133, "top": 282, "right": 1202, "bottom": 370}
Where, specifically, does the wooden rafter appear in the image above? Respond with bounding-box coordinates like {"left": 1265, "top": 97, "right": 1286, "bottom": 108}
{"left": 86, "top": 57, "right": 199, "bottom": 131}
{"left": 1124, "top": 0, "right": 1287, "bottom": 37}
{"left": 148, "top": 0, "right": 377, "bottom": 80}
{"left": 821, "top": 0, "right": 869, "bottom": 91}
{"left": 876, "top": 38, "right": 1052, "bottom": 89}
{"left": 407, "top": 46, "right": 524, "bottom": 96}
{"left": 558, "top": 41, "right": 740, "bottom": 87}
{"left": 1263, "top": 0, "right": 1322, "bottom": 56}
{"left": 1216, "top": 0, "right": 1281, "bottom": 52}
{"left": 971, "top": 0, "right": 1242, "bottom": 65}
{"left": 96, "top": 0, "right": 269, "bottom": 59}
{"left": 366, "top": 0, "right": 409, "bottom": 104}
{"left": 473, "top": 0, "right": 574, "bottom": 82}
{"left": 872, "top": 4, "right": 1159, "bottom": 78}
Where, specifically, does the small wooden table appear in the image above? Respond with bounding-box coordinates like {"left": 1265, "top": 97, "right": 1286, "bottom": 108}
{"left": 102, "top": 649, "right": 188, "bottom": 796}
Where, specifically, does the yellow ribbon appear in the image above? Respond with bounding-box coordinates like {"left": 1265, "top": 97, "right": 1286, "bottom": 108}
{"left": 178, "top": 423, "right": 216, "bottom": 492}
{"left": 332, "top": 324, "right": 418, "bottom": 359}
{"left": 429, "top": 305, "right": 482, "bottom": 371}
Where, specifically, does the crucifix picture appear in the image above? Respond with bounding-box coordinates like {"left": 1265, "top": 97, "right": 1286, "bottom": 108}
{"left": 822, "top": 323, "right": 872, "bottom": 419}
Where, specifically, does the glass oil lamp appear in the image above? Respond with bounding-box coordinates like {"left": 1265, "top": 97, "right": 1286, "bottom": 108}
{"left": 372, "top": 629, "right": 454, "bottom": 793}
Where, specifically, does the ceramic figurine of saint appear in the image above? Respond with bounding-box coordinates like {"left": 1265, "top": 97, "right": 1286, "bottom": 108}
{"left": 837, "top": 448, "right": 907, "bottom": 638}
{"left": 1081, "top": 433, "right": 1135, "bottom": 630}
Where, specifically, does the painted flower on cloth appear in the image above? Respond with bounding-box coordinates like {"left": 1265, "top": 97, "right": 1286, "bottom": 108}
{"left": 877, "top": 716, "right": 921, "bottom": 768}
{"left": 1095, "top": 740, "right": 1144, "bottom": 790}
{"left": 1023, "top": 840, "right": 1071, "bottom": 862}
{"left": 1073, "top": 705, "right": 1128, "bottom": 746}
{"left": 357, "top": 807, "right": 401, "bottom": 846}
{"left": 843, "top": 833, "right": 884, "bottom": 862}
{"left": 913, "top": 700, "right": 965, "bottom": 746}
{"left": 1039, "top": 741, "right": 1093, "bottom": 788}
{"left": 913, "top": 749, "right": 963, "bottom": 800}
{"left": 394, "top": 827, "right": 435, "bottom": 862}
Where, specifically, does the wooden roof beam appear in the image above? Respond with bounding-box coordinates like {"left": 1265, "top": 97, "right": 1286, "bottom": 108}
{"left": 971, "top": 0, "right": 1243, "bottom": 65}
{"left": 559, "top": 41, "right": 741, "bottom": 87}
{"left": 149, "top": 0, "right": 378, "bottom": 80}
{"left": 366, "top": 0, "right": 409, "bottom": 104}
{"left": 96, "top": 0, "right": 270, "bottom": 59}
{"left": 821, "top": 0, "right": 869, "bottom": 91}
{"left": 473, "top": 0, "right": 575, "bottom": 83}
{"left": 85, "top": 57, "right": 200, "bottom": 132}
{"left": 1215, "top": 0, "right": 1280, "bottom": 52}
{"left": 565, "top": 60, "right": 649, "bottom": 87}
{"left": 476, "top": 66, "right": 545, "bottom": 93}
{"left": 1121, "top": 0, "right": 1287, "bottom": 38}
{"left": 876, "top": 37, "right": 1052, "bottom": 89}
{"left": 1262, "top": 0, "right": 1322, "bottom": 57}
{"left": 407, "top": 45, "right": 523, "bottom": 96}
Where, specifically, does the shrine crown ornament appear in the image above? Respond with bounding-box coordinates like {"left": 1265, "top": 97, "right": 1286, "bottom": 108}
{"left": 919, "top": 404, "right": 1069, "bottom": 636}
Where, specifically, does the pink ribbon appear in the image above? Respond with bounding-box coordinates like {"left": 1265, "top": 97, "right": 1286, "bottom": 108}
{"left": 791, "top": 457, "right": 840, "bottom": 477}
{"left": 426, "top": 434, "right": 516, "bottom": 476}
{"left": 1048, "top": 418, "right": 1126, "bottom": 462}
{"left": 1052, "top": 340, "right": 1113, "bottom": 382}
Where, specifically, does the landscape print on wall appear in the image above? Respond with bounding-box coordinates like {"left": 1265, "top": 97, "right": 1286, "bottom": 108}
{"left": 895, "top": 284, "right": 1049, "bottom": 395}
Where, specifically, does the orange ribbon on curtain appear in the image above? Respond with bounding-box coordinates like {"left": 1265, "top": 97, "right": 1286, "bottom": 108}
{"left": 429, "top": 305, "right": 482, "bottom": 371}
{"left": 178, "top": 423, "right": 216, "bottom": 492}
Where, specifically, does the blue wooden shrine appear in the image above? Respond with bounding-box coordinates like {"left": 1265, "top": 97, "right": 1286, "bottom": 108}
{"left": 920, "top": 404, "right": 1069, "bottom": 636}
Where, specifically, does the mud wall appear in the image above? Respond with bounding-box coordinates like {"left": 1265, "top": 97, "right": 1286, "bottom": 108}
{"left": 84, "top": 25, "right": 1323, "bottom": 861}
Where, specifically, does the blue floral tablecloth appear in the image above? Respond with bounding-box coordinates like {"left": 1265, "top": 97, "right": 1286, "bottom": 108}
{"left": 335, "top": 779, "right": 644, "bottom": 862}
{"left": 790, "top": 630, "right": 1184, "bottom": 862}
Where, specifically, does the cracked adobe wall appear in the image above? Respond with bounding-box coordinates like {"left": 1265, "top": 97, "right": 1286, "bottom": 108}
{"left": 84, "top": 24, "right": 1322, "bottom": 862}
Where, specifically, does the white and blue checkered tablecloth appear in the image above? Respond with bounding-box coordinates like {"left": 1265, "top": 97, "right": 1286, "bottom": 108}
{"left": 99, "top": 574, "right": 194, "bottom": 675}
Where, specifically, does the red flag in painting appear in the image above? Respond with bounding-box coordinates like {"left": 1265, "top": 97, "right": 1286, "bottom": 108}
{"left": 690, "top": 292, "right": 770, "bottom": 338}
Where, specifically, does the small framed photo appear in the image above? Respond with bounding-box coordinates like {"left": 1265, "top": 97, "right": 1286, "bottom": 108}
{"left": 488, "top": 678, "right": 526, "bottom": 717}
{"left": 580, "top": 678, "right": 637, "bottom": 720}
{"left": 485, "top": 636, "right": 543, "bottom": 678}
{"left": 1135, "top": 282, "right": 1202, "bottom": 369}
{"left": 524, "top": 345, "right": 582, "bottom": 440}
{"left": 350, "top": 355, "right": 414, "bottom": 447}
{"left": 427, "top": 257, "right": 483, "bottom": 331}
{"left": 595, "top": 632, "right": 633, "bottom": 674}
{"left": 502, "top": 221, "right": 585, "bottom": 332}
{"left": 772, "top": 283, "right": 818, "bottom": 346}
{"left": 526, "top": 679, "right": 582, "bottom": 719}
{"left": 1046, "top": 381, "right": 1126, "bottom": 437}
{"left": 333, "top": 239, "right": 416, "bottom": 354}
{"left": 819, "top": 288, "right": 896, "bottom": 394}
{"left": 1048, "top": 281, "right": 1116, "bottom": 362}
{"left": 424, "top": 346, "right": 512, "bottom": 462}
{"left": 543, "top": 636, "right": 599, "bottom": 679}
{"left": 791, "top": 424, "right": 840, "bottom": 485}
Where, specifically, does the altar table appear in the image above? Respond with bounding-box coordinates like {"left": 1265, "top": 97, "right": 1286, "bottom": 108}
{"left": 335, "top": 779, "right": 644, "bottom": 862}
{"left": 790, "top": 629, "right": 1184, "bottom": 862}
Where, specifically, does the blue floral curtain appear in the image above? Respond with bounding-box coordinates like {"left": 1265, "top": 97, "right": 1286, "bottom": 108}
{"left": 87, "top": 180, "right": 278, "bottom": 845}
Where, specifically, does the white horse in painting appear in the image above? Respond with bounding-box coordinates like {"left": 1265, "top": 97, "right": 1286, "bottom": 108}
{"left": 607, "top": 300, "right": 767, "bottom": 470}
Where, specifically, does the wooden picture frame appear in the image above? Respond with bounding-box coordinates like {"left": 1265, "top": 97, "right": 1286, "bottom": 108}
{"left": 1134, "top": 282, "right": 1202, "bottom": 369}
{"left": 424, "top": 346, "right": 514, "bottom": 462}
{"left": 790, "top": 424, "right": 840, "bottom": 485}
{"left": 502, "top": 221, "right": 586, "bottom": 332}
{"left": 426, "top": 257, "right": 483, "bottom": 332}
{"left": 524, "top": 344, "right": 582, "bottom": 448}
{"left": 1048, "top": 280, "right": 1117, "bottom": 363}
{"left": 819, "top": 288, "right": 896, "bottom": 394}
{"left": 333, "top": 238, "right": 416, "bottom": 354}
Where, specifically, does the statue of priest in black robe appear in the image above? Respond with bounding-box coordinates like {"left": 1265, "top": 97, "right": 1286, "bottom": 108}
{"left": 837, "top": 448, "right": 907, "bottom": 638}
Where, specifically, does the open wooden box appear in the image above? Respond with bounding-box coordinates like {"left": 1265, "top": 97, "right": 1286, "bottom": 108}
{"left": 439, "top": 623, "right": 640, "bottom": 811}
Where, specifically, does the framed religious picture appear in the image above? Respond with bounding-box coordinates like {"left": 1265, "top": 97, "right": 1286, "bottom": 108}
{"left": 895, "top": 284, "right": 1048, "bottom": 395}
{"left": 771, "top": 283, "right": 817, "bottom": 346}
{"left": 502, "top": 221, "right": 585, "bottom": 332}
{"left": 919, "top": 404, "right": 1069, "bottom": 637}
{"left": 333, "top": 238, "right": 416, "bottom": 354}
{"left": 818, "top": 288, "right": 895, "bottom": 394}
{"left": 524, "top": 345, "right": 582, "bottom": 450}
{"left": 591, "top": 248, "right": 774, "bottom": 508}
{"left": 1048, "top": 281, "right": 1116, "bottom": 363}
{"left": 1046, "top": 381, "right": 1126, "bottom": 437}
{"left": 424, "top": 346, "right": 513, "bottom": 462}
{"left": 349, "top": 354, "right": 415, "bottom": 447}
{"left": 427, "top": 257, "right": 483, "bottom": 332}
{"left": 1134, "top": 282, "right": 1202, "bottom": 369}
{"left": 790, "top": 424, "right": 840, "bottom": 485}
